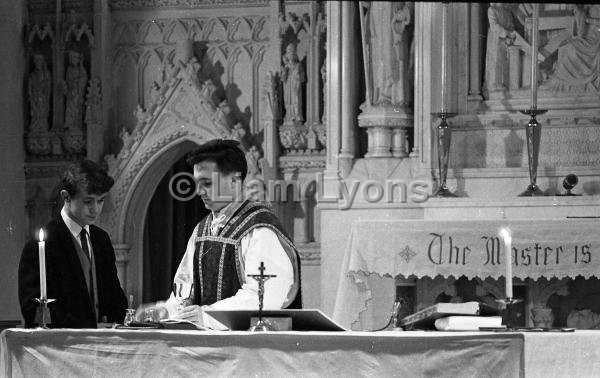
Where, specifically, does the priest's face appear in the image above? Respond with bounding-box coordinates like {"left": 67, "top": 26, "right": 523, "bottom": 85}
{"left": 61, "top": 189, "right": 106, "bottom": 226}
{"left": 194, "top": 161, "right": 237, "bottom": 212}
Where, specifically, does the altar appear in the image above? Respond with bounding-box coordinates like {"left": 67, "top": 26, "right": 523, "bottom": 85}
{"left": 0, "top": 329, "right": 600, "bottom": 377}
{"left": 2, "top": 328, "right": 600, "bottom": 377}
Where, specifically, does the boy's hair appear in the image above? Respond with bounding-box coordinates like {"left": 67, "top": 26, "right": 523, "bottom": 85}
{"left": 186, "top": 139, "right": 248, "bottom": 181}
{"left": 60, "top": 160, "right": 115, "bottom": 197}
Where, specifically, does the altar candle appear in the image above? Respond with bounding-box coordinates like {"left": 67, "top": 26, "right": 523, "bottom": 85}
{"left": 530, "top": 4, "right": 540, "bottom": 109}
{"left": 441, "top": 3, "right": 448, "bottom": 111}
{"left": 499, "top": 228, "right": 513, "bottom": 299}
{"left": 38, "top": 228, "right": 47, "bottom": 299}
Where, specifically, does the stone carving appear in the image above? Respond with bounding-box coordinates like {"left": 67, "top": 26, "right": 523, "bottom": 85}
{"left": 200, "top": 79, "right": 217, "bottom": 105}
{"left": 245, "top": 144, "right": 263, "bottom": 178}
{"left": 320, "top": 61, "right": 327, "bottom": 124}
{"left": 546, "top": 4, "right": 600, "bottom": 92}
{"left": 484, "top": 3, "right": 517, "bottom": 93}
{"left": 391, "top": 2, "right": 413, "bottom": 106}
{"left": 64, "top": 22, "right": 95, "bottom": 48}
{"left": 214, "top": 100, "right": 232, "bottom": 133}
{"left": 85, "top": 78, "right": 102, "bottom": 126}
{"left": 360, "top": 1, "right": 413, "bottom": 108}
{"left": 282, "top": 43, "right": 305, "bottom": 123}
{"left": 279, "top": 12, "right": 310, "bottom": 36}
{"left": 279, "top": 123, "right": 307, "bottom": 152}
{"left": 27, "top": 23, "right": 54, "bottom": 44}
{"left": 26, "top": 134, "right": 52, "bottom": 156}
{"left": 278, "top": 158, "right": 326, "bottom": 171}
{"left": 109, "top": 0, "right": 268, "bottom": 10}
{"left": 230, "top": 122, "right": 246, "bottom": 141}
{"left": 28, "top": 54, "right": 51, "bottom": 134}
{"left": 63, "top": 50, "right": 88, "bottom": 131}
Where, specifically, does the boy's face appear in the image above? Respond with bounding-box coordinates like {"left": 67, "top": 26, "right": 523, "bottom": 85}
{"left": 194, "top": 161, "right": 237, "bottom": 212}
{"left": 62, "top": 189, "right": 107, "bottom": 226}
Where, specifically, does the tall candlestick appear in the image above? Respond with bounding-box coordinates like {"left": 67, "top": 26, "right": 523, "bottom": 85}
{"left": 38, "top": 229, "right": 47, "bottom": 299}
{"left": 441, "top": 3, "right": 448, "bottom": 111}
{"left": 499, "top": 228, "right": 513, "bottom": 298}
{"left": 530, "top": 4, "right": 540, "bottom": 109}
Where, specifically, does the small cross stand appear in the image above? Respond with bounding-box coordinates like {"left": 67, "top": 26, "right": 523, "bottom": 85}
{"left": 247, "top": 261, "right": 277, "bottom": 332}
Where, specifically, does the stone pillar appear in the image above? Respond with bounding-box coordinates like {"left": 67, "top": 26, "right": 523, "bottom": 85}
{"left": 113, "top": 244, "right": 131, "bottom": 290}
{"left": 467, "top": 2, "right": 484, "bottom": 110}
{"left": 339, "top": 1, "right": 356, "bottom": 161}
{"left": 322, "top": 0, "right": 342, "bottom": 195}
{"left": 508, "top": 45, "right": 521, "bottom": 90}
{"left": 392, "top": 128, "right": 408, "bottom": 158}
{"left": 0, "top": 0, "right": 27, "bottom": 322}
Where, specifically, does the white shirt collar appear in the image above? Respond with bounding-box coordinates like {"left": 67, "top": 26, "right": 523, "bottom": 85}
{"left": 61, "top": 207, "right": 90, "bottom": 241}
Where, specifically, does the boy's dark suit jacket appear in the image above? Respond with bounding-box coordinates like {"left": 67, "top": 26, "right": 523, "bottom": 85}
{"left": 18, "top": 217, "right": 127, "bottom": 328}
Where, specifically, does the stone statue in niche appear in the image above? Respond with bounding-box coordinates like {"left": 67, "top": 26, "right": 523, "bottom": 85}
{"left": 28, "top": 54, "right": 51, "bottom": 133}
{"left": 545, "top": 4, "right": 600, "bottom": 92}
{"left": 63, "top": 50, "right": 88, "bottom": 131}
{"left": 360, "top": 1, "right": 413, "bottom": 108}
{"left": 282, "top": 43, "right": 305, "bottom": 123}
{"left": 484, "top": 3, "right": 517, "bottom": 93}
{"left": 391, "top": 2, "right": 413, "bottom": 106}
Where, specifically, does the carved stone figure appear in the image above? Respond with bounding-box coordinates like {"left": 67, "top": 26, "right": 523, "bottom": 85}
{"left": 245, "top": 145, "right": 262, "bottom": 177}
{"left": 320, "top": 61, "right": 327, "bottom": 124}
{"left": 230, "top": 122, "right": 246, "bottom": 141}
{"left": 282, "top": 43, "right": 305, "bottom": 123}
{"left": 547, "top": 4, "right": 600, "bottom": 92}
{"left": 391, "top": 2, "right": 413, "bottom": 106}
{"left": 484, "top": 3, "right": 517, "bottom": 93}
{"left": 360, "top": 1, "right": 413, "bottom": 107}
{"left": 200, "top": 79, "right": 217, "bottom": 105}
{"left": 28, "top": 54, "right": 51, "bottom": 133}
{"left": 64, "top": 50, "right": 88, "bottom": 130}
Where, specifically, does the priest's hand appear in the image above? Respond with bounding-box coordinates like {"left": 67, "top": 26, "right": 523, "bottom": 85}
{"left": 171, "top": 305, "right": 204, "bottom": 326}
{"left": 134, "top": 302, "right": 169, "bottom": 322}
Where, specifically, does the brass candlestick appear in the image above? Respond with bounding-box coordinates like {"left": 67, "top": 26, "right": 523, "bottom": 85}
{"left": 34, "top": 297, "right": 56, "bottom": 329}
{"left": 518, "top": 108, "right": 547, "bottom": 196}
{"left": 496, "top": 297, "right": 523, "bottom": 330}
{"left": 432, "top": 111, "right": 458, "bottom": 197}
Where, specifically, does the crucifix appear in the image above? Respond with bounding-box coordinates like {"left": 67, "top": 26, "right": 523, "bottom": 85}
{"left": 247, "top": 261, "right": 277, "bottom": 331}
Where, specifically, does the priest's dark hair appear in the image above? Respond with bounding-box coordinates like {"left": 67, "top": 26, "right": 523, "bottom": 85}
{"left": 60, "top": 159, "right": 115, "bottom": 196}
{"left": 187, "top": 139, "right": 248, "bottom": 181}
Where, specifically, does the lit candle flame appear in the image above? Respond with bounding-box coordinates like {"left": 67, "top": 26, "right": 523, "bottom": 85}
{"left": 499, "top": 228, "right": 511, "bottom": 240}
{"left": 39, "top": 228, "right": 45, "bottom": 242}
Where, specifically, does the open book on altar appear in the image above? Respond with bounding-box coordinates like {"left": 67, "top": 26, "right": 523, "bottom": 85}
{"left": 399, "top": 301, "right": 501, "bottom": 329}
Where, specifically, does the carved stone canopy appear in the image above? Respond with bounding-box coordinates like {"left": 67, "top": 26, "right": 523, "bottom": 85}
{"left": 99, "top": 56, "right": 242, "bottom": 291}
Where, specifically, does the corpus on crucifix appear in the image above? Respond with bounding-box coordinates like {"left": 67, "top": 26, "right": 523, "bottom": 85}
{"left": 247, "top": 261, "right": 277, "bottom": 331}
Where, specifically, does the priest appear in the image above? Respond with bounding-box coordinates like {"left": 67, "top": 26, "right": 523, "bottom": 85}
{"left": 137, "top": 139, "right": 301, "bottom": 328}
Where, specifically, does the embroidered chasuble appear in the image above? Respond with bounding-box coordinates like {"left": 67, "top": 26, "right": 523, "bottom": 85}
{"left": 193, "top": 200, "right": 302, "bottom": 309}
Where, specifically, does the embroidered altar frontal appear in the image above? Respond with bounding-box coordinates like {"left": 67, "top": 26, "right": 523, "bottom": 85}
{"left": 345, "top": 219, "right": 600, "bottom": 279}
